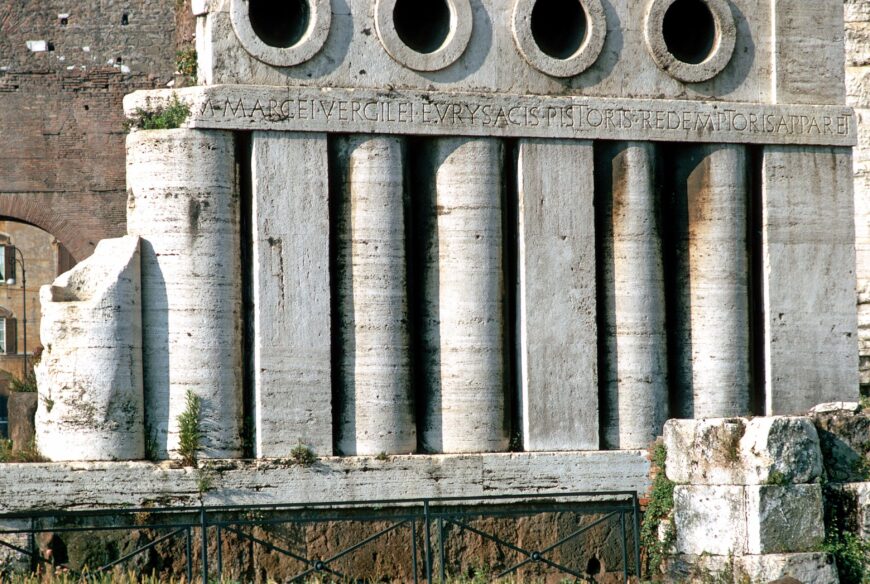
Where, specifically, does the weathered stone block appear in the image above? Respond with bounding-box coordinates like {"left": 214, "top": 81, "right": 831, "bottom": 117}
{"left": 843, "top": 482, "right": 870, "bottom": 538}
{"left": 672, "top": 485, "right": 746, "bottom": 556}
{"left": 810, "top": 404, "right": 870, "bottom": 482}
{"left": 664, "top": 417, "right": 823, "bottom": 485}
{"left": 745, "top": 485, "right": 825, "bottom": 554}
{"left": 34, "top": 236, "right": 144, "bottom": 461}
{"left": 667, "top": 553, "right": 838, "bottom": 584}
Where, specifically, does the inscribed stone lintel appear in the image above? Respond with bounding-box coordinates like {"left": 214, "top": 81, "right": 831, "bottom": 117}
{"left": 124, "top": 86, "right": 858, "bottom": 148}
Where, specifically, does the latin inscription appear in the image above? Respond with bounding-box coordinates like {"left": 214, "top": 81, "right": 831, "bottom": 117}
{"left": 126, "top": 87, "right": 857, "bottom": 146}
{"left": 200, "top": 96, "right": 853, "bottom": 139}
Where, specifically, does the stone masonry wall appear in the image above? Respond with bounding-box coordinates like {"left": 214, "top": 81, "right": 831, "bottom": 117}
{"left": 846, "top": 0, "right": 870, "bottom": 396}
{"left": 0, "top": 0, "right": 194, "bottom": 261}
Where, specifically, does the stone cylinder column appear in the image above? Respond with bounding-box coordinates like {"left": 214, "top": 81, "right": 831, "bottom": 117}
{"left": 35, "top": 236, "right": 145, "bottom": 461}
{"left": 673, "top": 144, "right": 751, "bottom": 419}
{"left": 335, "top": 136, "right": 416, "bottom": 455}
{"left": 420, "top": 138, "right": 509, "bottom": 454}
{"left": 598, "top": 142, "right": 669, "bottom": 449}
{"left": 126, "top": 129, "right": 242, "bottom": 459}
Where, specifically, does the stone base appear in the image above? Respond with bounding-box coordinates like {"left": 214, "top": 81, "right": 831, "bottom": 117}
{"left": 0, "top": 450, "right": 649, "bottom": 512}
{"left": 666, "top": 552, "right": 839, "bottom": 584}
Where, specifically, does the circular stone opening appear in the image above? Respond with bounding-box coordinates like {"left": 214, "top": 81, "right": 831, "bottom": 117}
{"left": 249, "top": 0, "right": 310, "bottom": 49}
{"left": 662, "top": 0, "right": 717, "bottom": 64}
{"left": 393, "top": 0, "right": 452, "bottom": 54}
{"left": 530, "top": 0, "right": 588, "bottom": 60}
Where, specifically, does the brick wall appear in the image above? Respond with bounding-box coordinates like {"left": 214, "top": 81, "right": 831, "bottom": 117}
{"left": 0, "top": 0, "right": 194, "bottom": 261}
{"left": 846, "top": 0, "right": 870, "bottom": 396}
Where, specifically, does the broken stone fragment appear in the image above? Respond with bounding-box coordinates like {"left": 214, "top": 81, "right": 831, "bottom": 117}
{"left": 664, "top": 416, "right": 823, "bottom": 485}
{"left": 35, "top": 236, "right": 144, "bottom": 461}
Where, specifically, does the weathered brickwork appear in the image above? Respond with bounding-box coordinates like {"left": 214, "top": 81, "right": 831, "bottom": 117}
{"left": 0, "top": 0, "right": 194, "bottom": 261}
{"left": 846, "top": 0, "right": 870, "bottom": 395}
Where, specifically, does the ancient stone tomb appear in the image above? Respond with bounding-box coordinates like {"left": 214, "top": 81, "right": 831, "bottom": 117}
{"left": 34, "top": 0, "right": 859, "bottom": 464}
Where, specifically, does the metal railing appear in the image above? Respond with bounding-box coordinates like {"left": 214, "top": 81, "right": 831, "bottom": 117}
{"left": 0, "top": 491, "right": 641, "bottom": 583}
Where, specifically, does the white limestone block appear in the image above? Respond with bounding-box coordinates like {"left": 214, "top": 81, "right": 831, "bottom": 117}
{"left": 0, "top": 451, "right": 650, "bottom": 512}
{"left": 745, "top": 485, "right": 825, "bottom": 554}
{"left": 738, "top": 553, "right": 839, "bottom": 584}
{"left": 126, "top": 129, "right": 242, "bottom": 459}
{"left": 673, "top": 485, "right": 747, "bottom": 556}
{"left": 35, "top": 236, "right": 144, "bottom": 461}
{"left": 598, "top": 142, "right": 668, "bottom": 450}
{"left": 197, "top": 0, "right": 772, "bottom": 105}
{"left": 420, "top": 138, "right": 508, "bottom": 454}
{"left": 250, "top": 132, "right": 332, "bottom": 457}
{"left": 335, "top": 136, "right": 415, "bottom": 456}
{"left": 762, "top": 147, "right": 860, "bottom": 413}
{"left": 774, "top": 0, "right": 846, "bottom": 105}
{"left": 516, "top": 139, "right": 598, "bottom": 451}
{"left": 672, "top": 144, "right": 751, "bottom": 419}
{"left": 668, "top": 553, "right": 839, "bottom": 584}
{"left": 844, "top": 482, "right": 870, "bottom": 539}
{"left": 664, "top": 417, "right": 823, "bottom": 486}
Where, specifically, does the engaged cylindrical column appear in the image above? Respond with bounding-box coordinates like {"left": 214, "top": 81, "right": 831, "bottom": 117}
{"left": 126, "top": 129, "right": 243, "bottom": 459}
{"left": 335, "top": 136, "right": 416, "bottom": 455}
{"left": 35, "top": 236, "right": 144, "bottom": 461}
{"left": 673, "top": 144, "right": 751, "bottom": 418}
{"left": 598, "top": 142, "right": 669, "bottom": 449}
{"left": 420, "top": 138, "right": 509, "bottom": 454}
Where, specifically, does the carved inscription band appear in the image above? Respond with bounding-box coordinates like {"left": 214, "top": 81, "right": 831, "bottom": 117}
{"left": 125, "top": 87, "right": 857, "bottom": 147}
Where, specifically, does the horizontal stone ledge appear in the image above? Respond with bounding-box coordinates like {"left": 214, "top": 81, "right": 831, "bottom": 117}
{"left": 124, "top": 86, "right": 857, "bottom": 147}
{"left": 0, "top": 450, "right": 650, "bottom": 513}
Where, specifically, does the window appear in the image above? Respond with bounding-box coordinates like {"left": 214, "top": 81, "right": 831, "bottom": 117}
{"left": 0, "top": 246, "right": 5, "bottom": 282}
{"left": 0, "top": 317, "right": 5, "bottom": 354}
{"left": 0, "top": 395, "right": 7, "bottom": 440}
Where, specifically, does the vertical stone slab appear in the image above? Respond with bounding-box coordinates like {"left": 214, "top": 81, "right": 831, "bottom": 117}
{"left": 762, "top": 146, "right": 859, "bottom": 413}
{"left": 35, "top": 236, "right": 144, "bottom": 461}
{"left": 420, "top": 138, "right": 509, "bottom": 454}
{"left": 773, "top": 0, "right": 846, "bottom": 105}
{"left": 335, "top": 136, "right": 415, "bottom": 456}
{"left": 127, "top": 129, "right": 242, "bottom": 459}
{"left": 597, "top": 142, "right": 669, "bottom": 450}
{"left": 517, "top": 140, "right": 598, "bottom": 451}
{"left": 251, "top": 132, "right": 332, "bottom": 457}
{"left": 672, "top": 145, "right": 751, "bottom": 419}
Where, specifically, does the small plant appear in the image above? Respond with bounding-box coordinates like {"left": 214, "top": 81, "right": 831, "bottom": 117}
{"left": 290, "top": 441, "right": 318, "bottom": 466}
{"left": 375, "top": 451, "right": 389, "bottom": 461}
{"left": 196, "top": 467, "right": 215, "bottom": 494}
{"left": 824, "top": 486, "right": 870, "bottom": 584}
{"left": 125, "top": 93, "right": 190, "bottom": 131}
{"left": 42, "top": 394, "right": 55, "bottom": 413}
{"left": 175, "top": 46, "right": 197, "bottom": 80}
{"left": 0, "top": 438, "right": 47, "bottom": 463}
{"left": 641, "top": 441, "right": 676, "bottom": 579}
{"left": 177, "top": 390, "right": 202, "bottom": 467}
{"left": 765, "top": 469, "right": 789, "bottom": 486}
{"left": 10, "top": 371, "right": 37, "bottom": 393}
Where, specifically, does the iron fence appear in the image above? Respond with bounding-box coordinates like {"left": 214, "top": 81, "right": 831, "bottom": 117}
{"left": 0, "top": 491, "right": 641, "bottom": 583}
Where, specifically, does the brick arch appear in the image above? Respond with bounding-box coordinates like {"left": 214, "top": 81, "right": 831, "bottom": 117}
{"left": 0, "top": 204, "right": 94, "bottom": 263}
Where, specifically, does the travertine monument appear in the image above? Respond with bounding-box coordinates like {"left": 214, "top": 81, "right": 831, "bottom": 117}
{"left": 3, "top": 0, "right": 862, "bottom": 569}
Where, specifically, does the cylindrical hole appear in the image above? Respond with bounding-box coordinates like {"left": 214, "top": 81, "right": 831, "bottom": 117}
{"left": 393, "top": 0, "right": 452, "bottom": 54}
{"left": 662, "top": 0, "right": 717, "bottom": 65}
{"left": 249, "top": 0, "right": 310, "bottom": 49}
{"left": 530, "top": 0, "right": 588, "bottom": 60}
